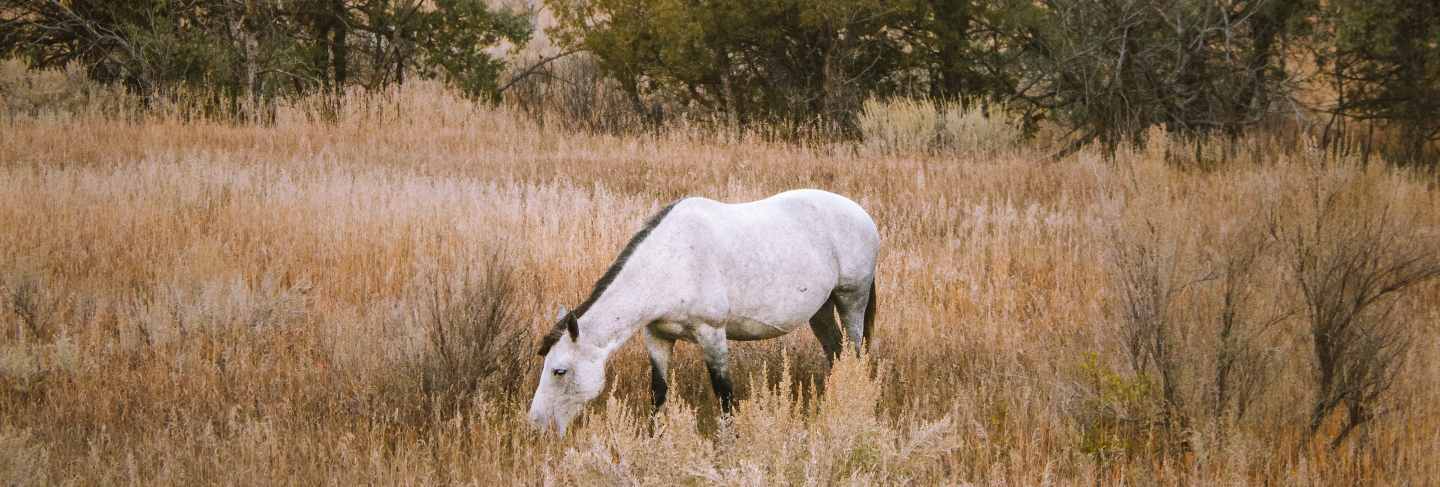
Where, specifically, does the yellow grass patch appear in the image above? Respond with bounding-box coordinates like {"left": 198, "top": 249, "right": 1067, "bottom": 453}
{"left": 2, "top": 81, "right": 1438, "bottom": 484}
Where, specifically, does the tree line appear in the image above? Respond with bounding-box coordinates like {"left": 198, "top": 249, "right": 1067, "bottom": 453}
{"left": 548, "top": 0, "right": 1437, "bottom": 163}
{"left": 1, "top": 0, "right": 531, "bottom": 120}
{"left": 3, "top": 1, "right": 1437, "bottom": 162}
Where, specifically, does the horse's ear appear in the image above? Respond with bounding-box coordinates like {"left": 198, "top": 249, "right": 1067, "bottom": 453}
{"left": 555, "top": 306, "right": 578, "bottom": 341}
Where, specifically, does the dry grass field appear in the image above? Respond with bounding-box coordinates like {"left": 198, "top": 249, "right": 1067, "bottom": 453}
{"left": 2, "top": 82, "right": 1439, "bottom": 485}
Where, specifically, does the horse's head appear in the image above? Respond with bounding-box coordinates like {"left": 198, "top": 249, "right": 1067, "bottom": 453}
{"left": 528, "top": 307, "right": 606, "bottom": 434}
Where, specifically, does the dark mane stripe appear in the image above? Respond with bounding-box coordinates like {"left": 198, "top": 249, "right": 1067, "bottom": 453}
{"left": 539, "top": 200, "right": 682, "bottom": 355}
{"left": 574, "top": 200, "right": 681, "bottom": 317}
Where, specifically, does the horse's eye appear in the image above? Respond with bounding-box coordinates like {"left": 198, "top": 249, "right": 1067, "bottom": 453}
{"left": 553, "top": 368, "right": 567, "bottom": 377}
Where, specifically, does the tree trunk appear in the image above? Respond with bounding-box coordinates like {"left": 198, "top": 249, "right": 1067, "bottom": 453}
{"left": 928, "top": 0, "right": 972, "bottom": 101}
{"left": 718, "top": 47, "right": 736, "bottom": 130}
{"left": 224, "top": 1, "right": 259, "bottom": 121}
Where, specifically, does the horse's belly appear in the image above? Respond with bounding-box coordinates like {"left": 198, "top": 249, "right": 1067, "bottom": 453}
{"left": 719, "top": 276, "right": 832, "bottom": 340}
{"left": 659, "top": 276, "right": 827, "bottom": 342}
{"left": 649, "top": 318, "right": 795, "bottom": 342}
{"left": 724, "top": 317, "right": 797, "bottom": 341}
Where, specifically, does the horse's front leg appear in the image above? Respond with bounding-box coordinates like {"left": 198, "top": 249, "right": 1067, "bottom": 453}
{"left": 642, "top": 326, "right": 675, "bottom": 411}
{"left": 694, "top": 325, "right": 735, "bottom": 414}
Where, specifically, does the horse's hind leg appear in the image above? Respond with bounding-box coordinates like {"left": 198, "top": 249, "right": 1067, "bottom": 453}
{"left": 808, "top": 299, "right": 844, "bottom": 364}
{"left": 694, "top": 325, "right": 735, "bottom": 414}
{"left": 833, "top": 281, "right": 874, "bottom": 355}
{"left": 642, "top": 326, "right": 675, "bottom": 411}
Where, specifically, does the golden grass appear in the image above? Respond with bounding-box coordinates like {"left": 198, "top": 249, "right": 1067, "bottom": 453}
{"left": 2, "top": 82, "right": 1439, "bottom": 485}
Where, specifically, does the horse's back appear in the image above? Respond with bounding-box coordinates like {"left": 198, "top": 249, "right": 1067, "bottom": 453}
{"left": 654, "top": 190, "right": 878, "bottom": 337}
{"left": 675, "top": 189, "right": 877, "bottom": 271}
{"left": 764, "top": 189, "right": 879, "bottom": 278}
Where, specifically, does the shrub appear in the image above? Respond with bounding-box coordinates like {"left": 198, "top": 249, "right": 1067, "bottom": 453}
{"left": 1097, "top": 186, "right": 1289, "bottom": 455}
{"left": 1202, "top": 218, "right": 1285, "bottom": 429}
{"left": 3, "top": 272, "right": 52, "bottom": 342}
{"left": 410, "top": 249, "right": 533, "bottom": 413}
{"left": 1074, "top": 352, "right": 1162, "bottom": 463}
{"left": 505, "top": 53, "right": 645, "bottom": 134}
{"left": 1272, "top": 183, "right": 1440, "bottom": 448}
{"left": 858, "top": 98, "right": 1022, "bottom": 155}
{"left": 0, "top": 59, "right": 124, "bottom": 121}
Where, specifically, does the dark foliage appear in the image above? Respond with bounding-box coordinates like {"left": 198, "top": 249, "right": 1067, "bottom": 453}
{"left": 0, "top": 0, "right": 530, "bottom": 118}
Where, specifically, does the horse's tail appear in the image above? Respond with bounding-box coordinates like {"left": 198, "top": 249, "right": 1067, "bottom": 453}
{"left": 863, "top": 279, "right": 876, "bottom": 351}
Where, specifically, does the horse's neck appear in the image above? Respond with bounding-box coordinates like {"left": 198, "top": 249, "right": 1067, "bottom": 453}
{"left": 575, "top": 279, "right": 664, "bottom": 356}
{"left": 577, "top": 226, "right": 681, "bottom": 358}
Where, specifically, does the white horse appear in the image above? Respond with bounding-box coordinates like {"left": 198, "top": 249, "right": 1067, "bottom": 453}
{"left": 527, "top": 189, "right": 880, "bottom": 434}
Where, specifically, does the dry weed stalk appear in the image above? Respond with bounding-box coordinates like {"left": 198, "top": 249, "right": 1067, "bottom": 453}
{"left": 1206, "top": 220, "right": 1286, "bottom": 429}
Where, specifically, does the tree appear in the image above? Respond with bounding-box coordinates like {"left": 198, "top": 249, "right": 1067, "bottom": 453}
{"left": 908, "top": 0, "right": 1027, "bottom": 103}
{"left": 546, "top": 0, "right": 1044, "bottom": 133}
{"left": 416, "top": 0, "right": 531, "bottom": 101}
{"left": 0, "top": 0, "right": 531, "bottom": 117}
{"left": 1314, "top": 0, "right": 1440, "bottom": 165}
{"left": 547, "top": 0, "right": 926, "bottom": 132}
{"left": 1013, "top": 0, "right": 1308, "bottom": 157}
{"left": 3, "top": 1, "right": 214, "bottom": 103}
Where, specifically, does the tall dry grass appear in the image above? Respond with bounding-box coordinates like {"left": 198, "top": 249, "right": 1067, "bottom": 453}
{"left": 2, "top": 80, "right": 1439, "bottom": 485}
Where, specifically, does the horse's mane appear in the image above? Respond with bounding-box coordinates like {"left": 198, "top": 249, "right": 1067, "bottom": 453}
{"left": 538, "top": 201, "right": 681, "bottom": 356}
